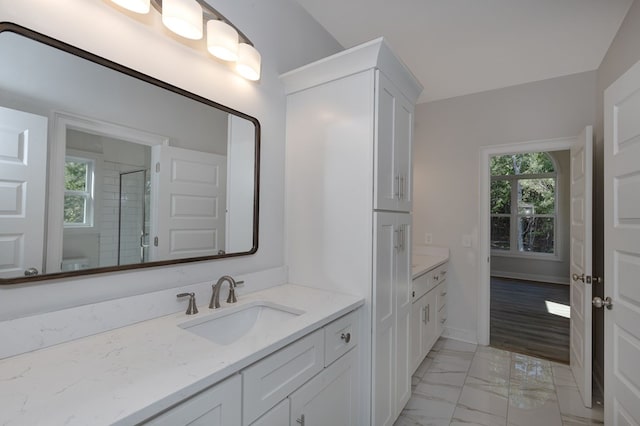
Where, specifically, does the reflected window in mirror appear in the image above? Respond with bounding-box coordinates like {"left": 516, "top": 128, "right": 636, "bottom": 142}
{"left": 64, "top": 155, "right": 95, "bottom": 228}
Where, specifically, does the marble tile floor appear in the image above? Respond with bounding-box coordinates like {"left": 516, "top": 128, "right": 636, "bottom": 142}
{"left": 394, "top": 338, "right": 604, "bottom": 426}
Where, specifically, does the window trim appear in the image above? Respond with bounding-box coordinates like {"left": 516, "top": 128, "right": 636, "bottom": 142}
{"left": 490, "top": 155, "right": 559, "bottom": 258}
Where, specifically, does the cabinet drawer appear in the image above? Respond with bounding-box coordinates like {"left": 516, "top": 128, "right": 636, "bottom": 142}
{"left": 431, "top": 264, "right": 448, "bottom": 285}
{"left": 412, "top": 272, "right": 430, "bottom": 300}
{"left": 242, "top": 329, "right": 324, "bottom": 425}
{"left": 437, "top": 283, "right": 448, "bottom": 311}
{"left": 324, "top": 310, "right": 358, "bottom": 367}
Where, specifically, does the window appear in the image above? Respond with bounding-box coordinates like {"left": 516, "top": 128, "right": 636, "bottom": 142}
{"left": 64, "top": 156, "right": 95, "bottom": 227}
{"left": 490, "top": 152, "right": 556, "bottom": 255}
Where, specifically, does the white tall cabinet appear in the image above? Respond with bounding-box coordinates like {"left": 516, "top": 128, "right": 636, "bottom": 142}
{"left": 282, "top": 38, "right": 422, "bottom": 426}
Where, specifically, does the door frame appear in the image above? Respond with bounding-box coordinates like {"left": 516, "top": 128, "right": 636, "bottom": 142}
{"left": 46, "top": 111, "right": 169, "bottom": 273}
{"left": 477, "top": 136, "right": 577, "bottom": 345}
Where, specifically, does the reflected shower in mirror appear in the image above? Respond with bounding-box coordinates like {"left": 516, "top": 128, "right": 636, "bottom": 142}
{"left": 0, "top": 23, "right": 259, "bottom": 283}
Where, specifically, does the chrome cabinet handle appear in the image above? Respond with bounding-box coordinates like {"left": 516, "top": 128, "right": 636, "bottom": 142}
{"left": 572, "top": 273, "right": 585, "bottom": 283}
{"left": 395, "top": 175, "right": 400, "bottom": 199}
{"left": 296, "top": 414, "right": 305, "bottom": 425}
{"left": 24, "top": 267, "right": 39, "bottom": 276}
{"left": 341, "top": 332, "right": 351, "bottom": 343}
{"left": 400, "top": 175, "right": 405, "bottom": 200}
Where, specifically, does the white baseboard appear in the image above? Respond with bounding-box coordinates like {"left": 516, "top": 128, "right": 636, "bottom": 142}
{"left": 490, "top": 270, "right": 569, "bottom": 285}
{"left": 442, "top": 326, "right": 478, "bottom": 345}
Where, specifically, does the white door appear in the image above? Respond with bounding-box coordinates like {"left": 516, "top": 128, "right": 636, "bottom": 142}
{"left": 150, "top": 145, "right": 226, "bottom": 260}
{"left": 0, "top": 106, "right": 47, "bottom": 278}
{"left": 569, "top": 125, "right": 593, "bottom": 408}
{"left": 603, "top": 58, "right": 640, "bottom": 424}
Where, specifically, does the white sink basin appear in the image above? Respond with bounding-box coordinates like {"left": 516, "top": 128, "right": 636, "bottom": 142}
{"left": 179, "top": 301, "right": 304, "bottom": 346}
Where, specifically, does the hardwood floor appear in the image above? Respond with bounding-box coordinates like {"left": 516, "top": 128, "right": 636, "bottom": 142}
{"left": 490, "top": 276, "right": 570, "bottom": 364}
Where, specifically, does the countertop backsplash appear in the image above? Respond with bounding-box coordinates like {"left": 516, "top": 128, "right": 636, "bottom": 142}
{"left": 0, "top": 266, "right": 287, "bottom": 359}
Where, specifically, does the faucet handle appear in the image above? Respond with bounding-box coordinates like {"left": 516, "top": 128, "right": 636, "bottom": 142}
{"left": 227, "top": 286, "right": 238, "bottom": 304}
{"left": 177, "top": 292, "right": 198, "bottom": 315}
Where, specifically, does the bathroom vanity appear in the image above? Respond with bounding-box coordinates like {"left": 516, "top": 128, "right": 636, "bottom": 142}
{"left": 0, "top": 285, "right": 363, "bottom": 425}
{"left": 410, "top": 247, "right": 449, "bottom": 373}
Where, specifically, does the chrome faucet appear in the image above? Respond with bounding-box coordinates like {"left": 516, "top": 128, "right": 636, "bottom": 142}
{"left": 209, "top": 275, "right": 240, "bottom": 309}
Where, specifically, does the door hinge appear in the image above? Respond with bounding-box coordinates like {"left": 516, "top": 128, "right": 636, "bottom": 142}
{"left": 154, "top": 236, "right": 159, "bottom": 247}
{"left": 155, "top": 162, "right": 160, "bottom": 173}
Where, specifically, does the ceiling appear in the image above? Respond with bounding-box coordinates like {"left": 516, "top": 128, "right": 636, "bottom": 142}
{"left": 293, "top": 0, "right": 633, "bottom": 103}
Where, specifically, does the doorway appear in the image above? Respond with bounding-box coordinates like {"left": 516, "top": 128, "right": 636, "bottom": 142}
{"left": 488, "top": 150, "right": 571, "bottom": 363}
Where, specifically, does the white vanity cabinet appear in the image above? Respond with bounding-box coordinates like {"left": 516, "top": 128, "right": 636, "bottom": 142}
{"left": 282, "top": 38, "right": 422, "bottom": 426}
{"left": 140, "top": 310, "right": 359, "bottom": 426}
{"left": 143, "top": 374, "right": 241, "bottom": 426}
{"left": 410, "top": 262, "right": 448, "bottom": 374}
{"left": 245, "top": 310, "right": 359, "bottom": 426}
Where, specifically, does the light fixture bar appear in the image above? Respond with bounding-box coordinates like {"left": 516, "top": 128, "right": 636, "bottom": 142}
{"left": 150, "top": 0, "right": 254, "bottom": 47}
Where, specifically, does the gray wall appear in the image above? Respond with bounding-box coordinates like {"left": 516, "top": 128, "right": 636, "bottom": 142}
{"left": 490, "top": 150, "right": 571, "bottom": 285}
{"left": 593, "top": 0, "right": 640, "bottom": 395}
{"left": 412, "top": 70, "right": 597, "bottom": 342}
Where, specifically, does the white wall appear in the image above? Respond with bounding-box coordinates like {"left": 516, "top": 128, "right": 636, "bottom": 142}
{"left": 490, "top": 150, "right": 571, "bottom": 285}
{"left": 0, "top": 0, "right": 342, "bottom": 321}
{"left": 413, "top": 70, "right": 597, "bottom": 341}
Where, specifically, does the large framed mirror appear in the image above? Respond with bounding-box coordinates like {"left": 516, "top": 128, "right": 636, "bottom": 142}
{"left": 0, "top": 23, "right": 260, "bottom": 284}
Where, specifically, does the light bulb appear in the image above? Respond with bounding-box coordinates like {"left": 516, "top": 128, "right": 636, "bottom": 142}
{"left": 110, "top": 0, "right": 150, "bottom": 14}
{"left": 207, "top": 20, "right": 239, "bottom": 61}
{"left": 162, "top": 0, "right": 203, "bottom": 40}
{"left": 236, "top": 43, "right": 261, "bottom": 81}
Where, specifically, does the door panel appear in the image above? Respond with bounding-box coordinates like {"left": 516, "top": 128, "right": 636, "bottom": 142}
{"left": 150, "top": 145, "right": 226, "bottom": 260}
{"left": 0, "top": 106, "right": 47, "bottom": 278}
{"left": 569, "top": 125, "right": 593, "bottom": 408}
{"left": 604, "top": 58, "right": 640, "bottom": 424}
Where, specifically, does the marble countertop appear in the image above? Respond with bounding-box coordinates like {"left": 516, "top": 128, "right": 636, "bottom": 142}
{"left": 412, "top": 254, "right": 449, "bottom": 278}
{"left": 0, "top": 284, "right": 364, "bottom": 426}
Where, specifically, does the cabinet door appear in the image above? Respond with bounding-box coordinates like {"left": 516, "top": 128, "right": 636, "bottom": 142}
{"left": 410, "top": 296, "right": 424, "bottom": 374}
{"left": 372, "top": 212, "right": 396, "bottom": 426}
{"left": 373, "top": 212, "right": 412, "bottom": 425}
{"left": 289, "top": 348, "right": 358, "bottom": 426}
{"left": 395, "top": 215, "right": 412, "bottom": 414}
{"left": 421, "top": 289, "right": 439, "bottom": 357}
{"left": 374, "top": 70, "right": 414, "bottom": 212}
{"left": 144, "top": 374, "right": 241, "bottom": 426}
{"left": 250, "top": 399, "right": 290, "bottom": 426}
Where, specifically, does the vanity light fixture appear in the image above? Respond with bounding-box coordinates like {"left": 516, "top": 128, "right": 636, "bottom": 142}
{"left": 207, "top": 20, "right": 239, "bottom": 61}
{"left": 110, "top": 0, "right": 151, "bottom": 14}
{"left": 110, "top": 0, "right": 261, "bottom": 80}
{"left": 161, "top": 0, "right": 203, "bottom": 40}
{"left": 236, "top": 43, "right": 261, "bottom": 81}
